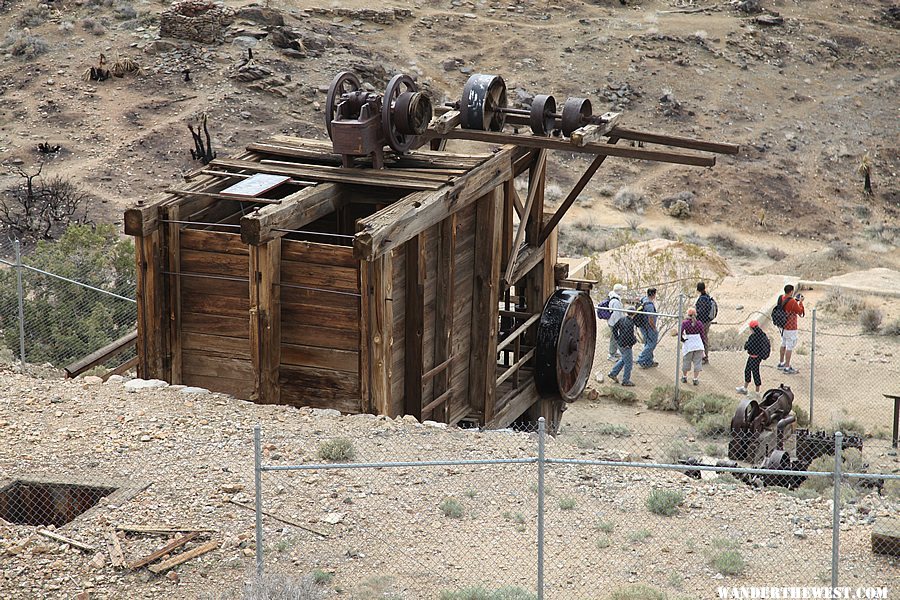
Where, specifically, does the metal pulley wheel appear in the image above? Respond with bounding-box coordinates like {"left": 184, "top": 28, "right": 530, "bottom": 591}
{"left": 561, "top": 97, "right": 592, "bottom": 136}
{"left": 731, "top": 398, "right": 760, "bottom": 430}
{"left": 325, "top": 71, "right": 361, "bottom": 140}
{"left": 529, "top": 94, "right": 557, "bottom": 136}
{"left": 383, "top": 74, "right": 433, "bottom": 153}
{"left": 460, "top": 74, "right": 508, "bottom": 131}
{"left": 535, "top": 290, "right": 597, "bottom": 402}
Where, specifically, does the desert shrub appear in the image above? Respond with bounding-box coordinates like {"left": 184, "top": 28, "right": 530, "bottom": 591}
{"left": 662, "top": 191, "right": 694, "bottom": 220}
{"left": 613, "top": 186, "right": 648, "bottom": 213}
{"left": 708, "top": 232, "right": 753, "bottom": 257}
{"left": 646, "top": 489, "right": 684, "bottom": 516}
{"left": 627, "top": 528, "right": 652, "bottom": 543}
{"left": 596, "top": 535, "right": 612, "bottom": 549}
{"left": 647, "top": 385, "right": 690, "bottom": 411}
{"left": 681, "top": 393, "right": 734, "bottom": 425}
{"left": 625, "top": 216, "right": 643, "bottom": 232}
{"left": 17, "top": 5, "right": 49, "bottom": 27}
{"left": 818, "top": 288, "right": 867, "bottom": 318}
{"left": 58, "top": 20, "right": 74, "bottom": 32}
{"left": 792, "top": 405, "right": 809, "bottom": 427}
{"left": 317, "top": 438, "right": 355, "bottom": 462}
{"left": 595, "top": 423, "right": 631, "bottom": 437}
{"left": 715, "top": 473, "right": 739, "bottom": 485}
{"left": 885, "top": 478, "right": 900, "bottom": 500}
{"left": 696, "top": 412, "right": 731, "bottom": 437}
{"left": 2, "top": 169, "right": 94, "bottom": 243}
{"left": 310, "top": 569, "right": 332, "bottom": 585}
{"left": 658, "top": 226, "right": 677, "bottom": 240}
{"left": 882, "top": 319, "right": 900, "bottom": 336}
{"left": 707, "top": 539, "right": 745, "bottom": 575}
{"left": 766, "top": 247, "right": 787, "bottom": 261}
{"left": 832, "top": 419, "right": 866, "bottom": 437}
{"left": 664, "top": 438, "right": 696, "bottom": 463}
{"left": 440, "top": 586, "right": 536, "bottom": 600}
{"left": 0, "top": 225, "right": 135, "bottom": 367}
{"left": 599, "top": 386, "right": 638, "bottom": 404}
{"left": 609, "top": 584, "right": 666, "bottom": 600}
{"left": 828, "top": 241, "right": 852, "bottom": 261}
{"left": 115, "top": 3, "right": 138, "bottom": 19}
{"left": 558, "top": 497, "right": 576, "bottom": 510}
{"left": 81, "top": 17, "right": 106, "bottom": 35}
{"left": 439, "top": 498, "right": 464, "bottom": 518}
{"left": 709, "top": 327, "right": 743, "bottom": 351}
{"left": 595, "top": 520, "right": 615, "bottom": 533}
{"left": 859, "top": 307, "right": 882, "bottom": 332}
{"left": 243, "top": 573, "right": 325, "bottom": 600}
{"left": 1, "top": 32, "right": 49, "bottom": 58}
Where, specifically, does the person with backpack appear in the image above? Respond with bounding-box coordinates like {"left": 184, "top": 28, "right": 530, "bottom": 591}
{"left": 695, "top": 281, "right": 717, "bottom": 364}
{"left": 773, "top": 284, "right": 805, "bottom": 374}
{"left": 635, "top": 288, "right": 659, "bottom": 368}
{"left": 599, "top": 283, "right": 626, "bottom": 361}
{"left": 680, "top": 307, "right": 705, "bottom": 386}
{"left": 736, "top": 320, "right": 770, "bottom": 395}
{"left": 608, "top": 310, "right": 637, "bottom": 386}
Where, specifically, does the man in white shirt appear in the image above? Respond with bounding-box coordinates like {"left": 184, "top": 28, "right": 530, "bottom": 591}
{"left": 607, "top": 283, "right": 626, "bottom": 361}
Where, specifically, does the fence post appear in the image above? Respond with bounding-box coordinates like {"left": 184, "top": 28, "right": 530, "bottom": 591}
{"left": 14, "top": 239, "right": 25, "bottom": 366}
{"left": 831, "top": 431, "right": 842, "bottom": 588}
{"left": 809, "top": 307, "right": 817, "bottom": 428}
{"left": 537, "top": 417, "right": 545, "bottom": 600}
{"left": 673, "top": 294, "right": 685, "bottom": 404}
{"left": 254, "top": 424, "right": 263, "bottom": 578}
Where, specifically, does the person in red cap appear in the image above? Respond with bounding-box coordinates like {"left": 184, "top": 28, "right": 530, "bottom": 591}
{"left": 737, "top": 320, "right": 771, "bottom": 395}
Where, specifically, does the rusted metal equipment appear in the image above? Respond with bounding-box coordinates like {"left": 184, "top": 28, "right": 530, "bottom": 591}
{"left": 728, "top": 384, "right": 797, "bottom": 464}
{"left": 126, "top": 70, "right": 737, "bottom": 433}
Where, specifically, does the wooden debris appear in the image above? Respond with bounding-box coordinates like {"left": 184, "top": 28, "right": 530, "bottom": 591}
{"left": 872, "top": 519, "right": 900, "bottom": 556}
{"left": 128, "top": 532, "right": 199, "bottom": 570}
{"left": 37, "top": 529, "right": 96, "bottom": 553}
{"left": 228, "top": 499, "right": 328, "bottom": 538}
{"left": 106, "top": 530, "right": 125, "bottom": 568}
{"left": 116, "top": 525, "right": 217, "bottom": 535}
{"left": 147, "top": 540, "right": 219, "bottom": 574}
{"left": 430, "top": 110, "right": 461, "bottom": 135}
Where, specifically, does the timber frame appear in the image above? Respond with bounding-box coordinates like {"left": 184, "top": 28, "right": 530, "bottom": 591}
{"left": 127, "top": 124, "right": 737, "bottom": 430}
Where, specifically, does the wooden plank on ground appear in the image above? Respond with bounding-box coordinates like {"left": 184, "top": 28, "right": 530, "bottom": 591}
{"left": 106, "top": 529, "right": 126, "bottom": 568}
{"left": 37, "top": 529, "right": 95, "bottom": 553}
{"left": 116, "top": 525, "right": 216, "bottom": 534}
{"left": 128, "top": 532, "right": 199, "bottom": 570}
{"left": 148, "top": 540, "right": 219, "bottom": 574}
{"left": 64, "top": 331, "right": 137, "bottom": 378}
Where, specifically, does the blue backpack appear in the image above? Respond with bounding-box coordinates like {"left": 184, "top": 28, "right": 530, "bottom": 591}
{"left": 596, "top": 298, "right": 613, "bottom": 320}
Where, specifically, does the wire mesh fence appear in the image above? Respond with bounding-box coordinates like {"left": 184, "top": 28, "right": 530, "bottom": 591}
{"left": 0, "top": 233, "right": 137, "bottom": 373}
{"left": 254, "top": 423, "right": 899, "bottom": 599}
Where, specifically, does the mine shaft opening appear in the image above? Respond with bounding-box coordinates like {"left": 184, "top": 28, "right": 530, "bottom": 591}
{"left": 0, "top": 480, "right": 117, "bottom": 527}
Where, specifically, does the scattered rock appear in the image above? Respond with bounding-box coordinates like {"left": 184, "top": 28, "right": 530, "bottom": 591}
{"left": 221, "top": 483, "right": 244, "bottom": 493}
{"left": 82, "top": 376, "right": 103, "bottom": 385}
{"left": 236, "top": 6, "right": 284, "bottom": 27}
{"left": 321, "top": 512, "right": 344, "bottom": 525}
{"left": 124, "top": 379, "right": 169, "bottom": 392}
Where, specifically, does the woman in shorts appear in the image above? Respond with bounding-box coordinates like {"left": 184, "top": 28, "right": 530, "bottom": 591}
{"left": 681, "top": 307, "right": 705, "bottom": 386}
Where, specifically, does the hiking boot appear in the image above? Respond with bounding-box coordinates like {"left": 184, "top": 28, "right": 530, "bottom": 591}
{"left": 607, "top": 354, "right": 618, "bottom": 362}
{"left": 776, "top": 363, "right": 785, "bottom": 370}
{"left": 681, "top": 376, "right": 687, "bottom": 384}
{"left": 736, "top": 386, "right": 748, "bottom": 395}
{"left": 702, "top": 357, "right": 709, "bottom": 364}
{"left": 692, "top": 379, "right": 699, "bottom": 386}
{"left": 638, "top": 362, "right": 657, "bottom": 369}
{"left": 621, "top": 381, "right": 635, "bottom": 387}
{"left": 783, "top": 367, "right": 799, "bottom": 375}
{"left": 608, "top": 373, "right": 619, "bottom": 383}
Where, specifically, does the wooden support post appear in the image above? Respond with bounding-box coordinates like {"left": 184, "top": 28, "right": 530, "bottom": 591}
{"left": 503, "top": 150, "right": 547, "bottom": 288}
{"left": 369, "top": 254, "right": 393, "bottom": 415}
{"left": 164, "top": 205, "right": 183, "bottom": 383}
{"left": 542, "top": 211, "right": 559, "bottom": 298}
{"left": 404, "top": 234, "right": 425, "bottom": 420}
{"left": 249, "top": 238, "right": 281, "bottom": 404}
{"left": 469, "top": 188, "right": 504, "bottom": 422}
{"left": 358, "top": 260, "right": 371, "bottom": 413}
{"left": 501, "top": 179, "right": 515, "bottom": 281}
{"left": 430, "top": 215, "right": 457, "bottom": 422}
{"left": 134, "top": 228, "right": 167, "bottom": 380}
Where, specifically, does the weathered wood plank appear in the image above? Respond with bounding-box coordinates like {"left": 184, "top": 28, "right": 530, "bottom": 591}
{"left": 180, "top": 373, "right": 253, "bottom": 398}
{"left": 182, "top": 354, "right": 253, "bottom": 380}
{"left": 240, "top": 184, "right": 346, "bottom": 246}
{"left": 180, "top": 249, "right": 249, "bottom": 278}
{"left": 181, "top": 294, "right": 250, "bottom": 319}
{"left": 404, "top": 234, "right": 425, "bottom": 420}
{"left": 182, "top": 332, "right": 251, "bottom": 360}
{"left": 165, "top": 205, "right": 183, "bottom": 383}
{"left": 281, "top": 240, "right": 356, "bottom": 267}
{"left": 182, "top": 313, "right": 249, "bottom": 338}
{"left": 180, "top": 229, "right": 248, "bottom": 256}
{"left": 503, "top": 149, "right": 546, "bottom": 288}
{"left": 281, "top": 301, "right": 359, "bottom": 330}
{"left": 429, "top": 214, "right": 457, "bottom": 423}
{"left": 281, "top": 344, "right": 358, "bottom": 372}
{"left": 280, "top": 262, "right": 359, "bottom": 293}
{"left": 134, "top": 229, "right": 167, "bottom": 380}
{"left": 281, "top": 323, "right": 359, "bottom": 350}
{"left": 147, "top": 540, "right": 219, "bottom": 574}
{"left": 369, "top": 254, "right": 393, "bottom": 416}
{"left": 468, "top": 188, "right": 504, "bottom": 420}
{"left": 278, "top": 365, "right": 360, "bottom": 412}
{"left": 249, "top": 238, "right": 281, "bottom": 404}
{"left": 64, "top": 331, "right": 137, "bottom": 378}
{"left": 353, "top": 146, "right": 515, "bottom": 260}
{"left": 128, "top": 532, "right": 199, "bottom": 570}
{"left": 358, "top": 259, "right": 371, "bottom": 413}
{"left": 181, "top": 274, "right": 248, "bottom": 299}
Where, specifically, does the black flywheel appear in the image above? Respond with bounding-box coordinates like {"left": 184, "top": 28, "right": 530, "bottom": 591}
{"left": 535, "top": 290, "right": 597, "bottom": 402}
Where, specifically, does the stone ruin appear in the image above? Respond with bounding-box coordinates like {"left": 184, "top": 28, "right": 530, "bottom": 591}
{"left": 159, "top": 0, "right": 235, "bottom": 44}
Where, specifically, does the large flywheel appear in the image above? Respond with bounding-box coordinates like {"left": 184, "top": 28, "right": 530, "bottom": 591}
{"left": 535, "top": 290, "right": 597, "bottom": 402}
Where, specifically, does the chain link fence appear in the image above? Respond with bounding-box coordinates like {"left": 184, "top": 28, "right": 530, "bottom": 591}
{"left": 0, "top": 232, "right": 137, "bottom": 374}
{"left": 253, "top": 422, "right": 898, "bottom": 599}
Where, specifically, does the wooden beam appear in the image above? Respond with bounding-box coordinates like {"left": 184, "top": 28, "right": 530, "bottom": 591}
{"left": 429, "top": 110, "right": 461, "bottom": 134}
{"left": 496, "top": 313, "right": 541, "bottom": 352}
{"left": 125, "top": 194, "right": 168, "bottom": 237}
{"left": 570, "top": 114, "right": 621, "bottom": 147}
{"left": 506, "top": 245, "right": 544, "bottom": 288}
{"left": 353, "top": 145, "right": 515, "bottom": 260}
{"left": 538, "top": 138, "right": 617, "bottom": 246}
{"left": 249, "top": 238, "right": 281, "bottom": 404}
{"left": 496, "top": 348, "right": 536, "bottom": 387}
{"left": 503, "top": 150, "right": 546, "bottom": 288}
{"left": 64, "top": 331, "right": 137, "bottom": 378}
{"left": 403, "top": 234, "right": 425, "bottom": 420}
{"left": 358, "top": 259, "right": 371, "bottom": 413}
{"left": 240, "top": 184, "right": 344, "bottom": 246}
{"left": 134, "top": 229, "right": 167, "bottom": 380}
{"left": 606, "top": 126, "right": 740, "bottom": 154}
{"left": 468, "top": 188, "right": 504, "bottom": 422}
{"left": 127, "top": 532, "right": 199, "bottom": 570}
{"left": 106, "top": 530, "right": 125, "bottom": 568}
{"left": 163, "top": 190, "right": 285, "bottom": 204}
{"left": 147, "top": 540, "right": 219, "bottom": 574}
{"left": 37, "top": 529, "right": 95, "bottom": 553}
{"left": 210, "top": 158, "right": 447, "bottom": 191}
{"left": 430, "top": 129, "right": 716, "bottom": 166}
{"left": 429, "top": 214, "right": 456, "bottom": 423}
{"left": 165, "top": 204, "right": 183, "bottom": 383}
{"left": 369, "top": 254, "right": 393, "bottom": 415}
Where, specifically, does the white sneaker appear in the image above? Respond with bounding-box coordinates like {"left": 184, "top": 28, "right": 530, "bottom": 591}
{"left": 776, "top": 363, "right": 785, "bottom": 370}
{"left": 736, "top": 386, "right": 748, "bottom": 394}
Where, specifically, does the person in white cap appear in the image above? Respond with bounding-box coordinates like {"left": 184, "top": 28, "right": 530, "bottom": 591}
{"left": 606, "top": 283, "right": 626, "bottom": 361}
